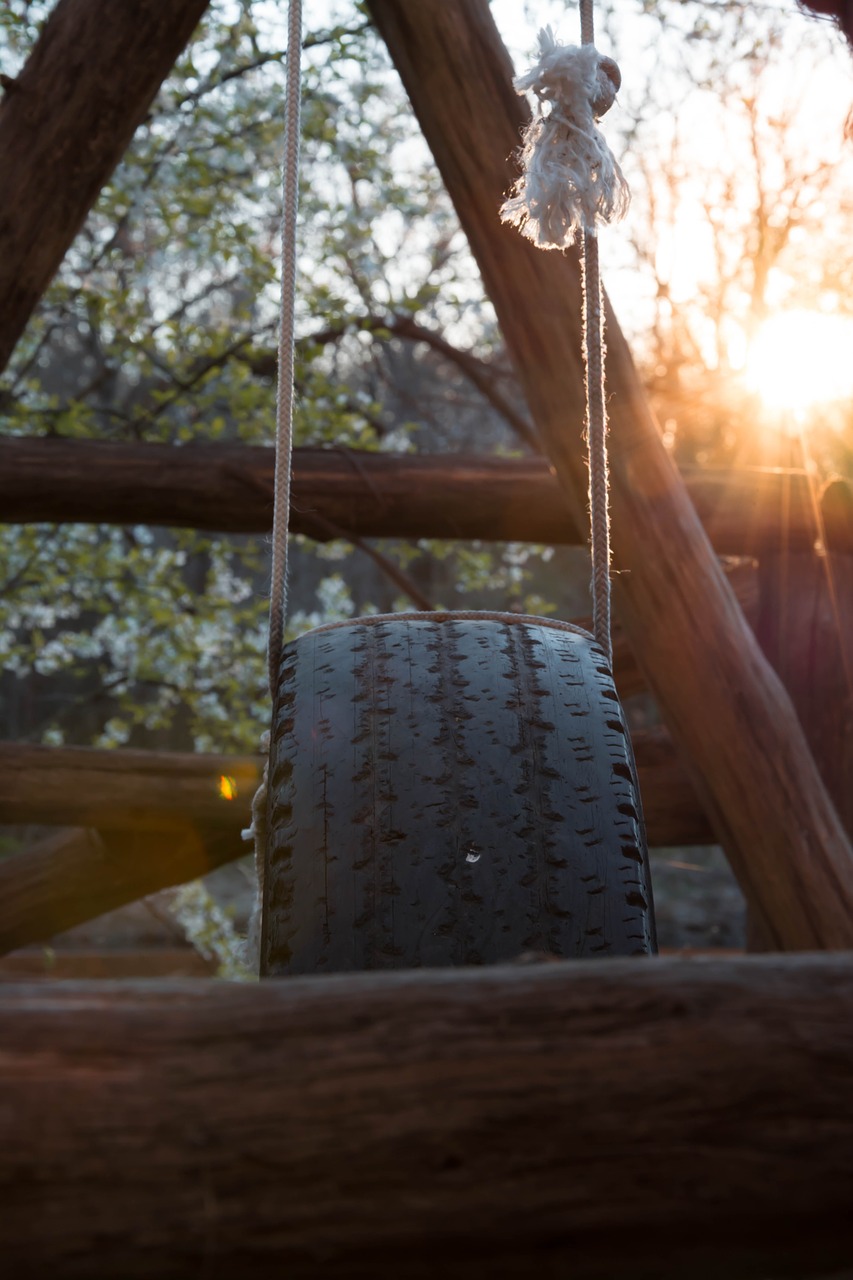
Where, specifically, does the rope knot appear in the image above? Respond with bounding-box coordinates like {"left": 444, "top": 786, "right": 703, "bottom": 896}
{"left": 591, "top": 55, "right": 621, "bottom": 118}
{"left": 500, "top": 27, "right": 629, "bottom": 251}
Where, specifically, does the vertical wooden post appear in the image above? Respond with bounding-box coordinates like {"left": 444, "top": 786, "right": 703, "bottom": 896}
{"left": 756, "top": 476, "right": 853, "bottom": 830}
{"left": 749, "top": 476, "right": 853, "bottom": 950}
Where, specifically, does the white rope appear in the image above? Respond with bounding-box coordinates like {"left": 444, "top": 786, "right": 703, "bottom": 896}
{"left": 499, "top": 30, "right": 628, "bottom": 253}
{"left": 580, "top": 0, "right": 613, "bottom": 666}
{"left": 268, "top": 0, "right": 303, "bottom": 696}
{"left": 246, "top": 0, "right": 303, "bottom": 971}
{"left": 500, "top": 0, "right": 626, "bottom": 666}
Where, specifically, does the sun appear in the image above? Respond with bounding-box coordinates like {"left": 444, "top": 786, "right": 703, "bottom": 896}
{"left": 745, "top": 310, "right": 853, "bottom": 421}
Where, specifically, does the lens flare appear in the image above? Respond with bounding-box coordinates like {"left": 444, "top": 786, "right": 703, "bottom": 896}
{"left": 745, "top": 311, "right": 853, "bottom": 419}
{"left": 218, "top": 775, "right": 237, "bottom": 801}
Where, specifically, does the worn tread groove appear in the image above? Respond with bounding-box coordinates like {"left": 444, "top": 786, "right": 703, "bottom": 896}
{"left": 262, "top": 614, "right": 656, "bottom": 974}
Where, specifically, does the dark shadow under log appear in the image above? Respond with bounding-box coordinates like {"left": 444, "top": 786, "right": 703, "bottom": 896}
{"left": 1, "top": 956, "right": 853, "bottom": 1277}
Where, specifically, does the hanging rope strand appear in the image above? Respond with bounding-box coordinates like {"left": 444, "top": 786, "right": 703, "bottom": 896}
{"left": 499, "top": 0, "right": 623, "bottom": 667}
{"left": 268, "top": 0, "right": 303, "bottom": 697}
{"left": 580, "top": 0, "right": 595, "bottom": 45}
{"left": 579, "top": 0, "right": 613, "bottom": 666}
{"left": 582, "top": 228, "right": 612, "bottom": 663}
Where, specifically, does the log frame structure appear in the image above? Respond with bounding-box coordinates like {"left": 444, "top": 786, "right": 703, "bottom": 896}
{"left": 0, "top": 434, "right": 844, "bottom": 554}
{"left": 0, "top": 5, "right": 852, "bottom": 1274}
{"left": 2, "top": 956, "right": 853, "bottom": 1278}
{"left": 362, "top": 0, "right": 853, "bottom": 953}
{"left": 0, "top": 728, "right": 712, "bottom": 955}
{"left": 1, "top": 0, "right": 850, "bottom": 943}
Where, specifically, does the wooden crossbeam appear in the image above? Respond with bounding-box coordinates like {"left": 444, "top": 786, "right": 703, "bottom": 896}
{"left": 0, "top": 730, "right": 713, "bottom": 954}
{"left": 1, "top": 956, "right": 852, "bottom": 1277}
{"left": 0, "top": 436, "right": 839, "bottom": 554}
{"left": 0, "top": 732, "right": 704, "bottom": 839}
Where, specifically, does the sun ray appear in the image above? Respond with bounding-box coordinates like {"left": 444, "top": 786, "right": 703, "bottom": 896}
{"left": 745, "top": 310, "right": 853, "bottom": 422}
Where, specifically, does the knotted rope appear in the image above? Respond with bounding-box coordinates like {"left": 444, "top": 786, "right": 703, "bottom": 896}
{"left": 500, "top": 0, "right": 627, "bottom": 665}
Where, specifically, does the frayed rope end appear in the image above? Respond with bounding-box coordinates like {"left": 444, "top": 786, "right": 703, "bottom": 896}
{"left": 500, "top": 31, "right": 629, "bottom": 250}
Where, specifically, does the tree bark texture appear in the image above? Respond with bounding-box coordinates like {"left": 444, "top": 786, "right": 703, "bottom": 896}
{"left": 0, "top": 435, "right": 841, "bottom": 554}
{"left": 1, "top": 957, "right": 853, "bottom": 1278}
{"left": 0, "top": 0, "right": 210, "bottom": 372}
{"left": 366, "top": 0, "right": 853, "bottom": 950}
{"left": 0, "top": 728, "right": 711, "bottom": 955}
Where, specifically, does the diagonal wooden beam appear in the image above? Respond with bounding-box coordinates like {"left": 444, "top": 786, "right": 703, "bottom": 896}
{"left": 366, "top": 0, "right": 853, "bottom": 949}
{"left": 0, "top": 0, "right": 210, "bottom": 372}
{"left": 0, "top": 825, "right": 242, "bottom": 956}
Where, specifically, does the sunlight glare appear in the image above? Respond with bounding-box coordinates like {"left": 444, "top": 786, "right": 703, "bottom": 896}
{"left": 745, "top": 311, "right": 853, "bottom": 419}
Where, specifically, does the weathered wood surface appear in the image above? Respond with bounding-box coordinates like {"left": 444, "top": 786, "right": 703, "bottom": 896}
{"left": 0, "top": 435, "right": 842, "bottom": 554}
{"left": 1, "top": 956, "right": 853, "bottom": 1278}
{"left": 0, "top": 0, "right": 210, "bottom": 373}
{"left": 367, "top": 0, "right": 853, "bottom": 950}
{"left": 0, "top": 825, "right": 242, "bottom": 955}
{"left": 0, "top": 744, "right": 260, "bottom": 831}
{"left": 0, "top": 732, "right": 706, "bottom": 840}
{"left": 0, "top": 729, "right": 713, "bottom": 954}
{"left": 747, "top": 480, "right": 853, "bottom": 952}
{"left": 756, "top": 479, "right": 853, "bottom": 834}
{"left": 0, "top": 946, "right": 215, "bottom": 980}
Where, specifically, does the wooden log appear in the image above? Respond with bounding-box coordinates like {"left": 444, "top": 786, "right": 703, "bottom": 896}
{"left": 366, "top": 0, "right": 853, "bottom": 950}
{"left": 0, "top": 731, "right": 713, "bottom": 953}
{"left": 756, "top": 477, "right": 853, "bottom": 834}
{"left": 1, "top": 956, "right": 853, "bottom": 1277}
{"left": 0, "top": 435, "right": 840, "bottom": 554}
{"left": 0, "top": 825, "right": 243, "bottom": 955}
{"left": 0, "top": 744, "right": 260, "bottom": 831}
{"left": 747, "top": 478, "right": 853, "bottom": 953}
{"left": 0, "top": 947, "right": 215, "bottom": 980}
{"left": 0, "top": 0, "right": 210, "bottom": 373}
{"left": 0, "top": 734, "right": 707, "bottom": 842}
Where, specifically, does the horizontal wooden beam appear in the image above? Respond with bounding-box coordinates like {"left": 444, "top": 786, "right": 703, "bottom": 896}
{"left": 0, "top": 946, "right": 214, "bottom": 979}
{"left": 0, "top": 436, "right": 840, "bottom": 554}
{"left": 0, "top": 730, "right": 713, "bottom": 953}
{"left": 1, "top": 956, "right": 853, "bottom": 1277}
{"left": 0, "top": 730, "right": 708, "bottom": 842}
{"left": 0, "top": 0, "right": 210, "bottom": 373}
{"left": 0, "top": 743, "right": 261, "bottom": 832}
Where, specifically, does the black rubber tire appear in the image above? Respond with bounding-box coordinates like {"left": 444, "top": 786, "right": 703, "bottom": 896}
{"left": 261, "top": 613, "right": 657, "bottom": 975}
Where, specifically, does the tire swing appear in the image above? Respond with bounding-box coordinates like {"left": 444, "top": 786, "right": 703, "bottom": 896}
{"left": 256, "top": 0, "right": 657, "bottom": 976}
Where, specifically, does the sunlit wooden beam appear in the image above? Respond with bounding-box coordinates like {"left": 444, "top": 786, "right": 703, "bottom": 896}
{"left": 0, "top": 436, "right": 841, "bottom": 554}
